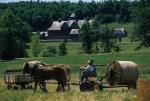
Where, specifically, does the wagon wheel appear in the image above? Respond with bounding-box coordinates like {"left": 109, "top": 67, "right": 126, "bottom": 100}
{"left": 93, "top": 81, "right": 103, "bottom": 92}
{"left": 7, "top": 84, "right": 11, "bottom": 90}
{"left": 20, "top": 84, "right": 25, "bottom": 89}
{"left": 80, "top": 81, "right": 91, "bottom": 92}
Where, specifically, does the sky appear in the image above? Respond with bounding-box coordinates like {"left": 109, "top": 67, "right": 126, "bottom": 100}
{"left": 0, "top": 0, "right": 103, "bottom": 3}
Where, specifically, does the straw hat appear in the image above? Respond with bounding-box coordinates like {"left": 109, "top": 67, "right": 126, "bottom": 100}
{"left": 87, "top": 60, "right": 91, "bottom": 63}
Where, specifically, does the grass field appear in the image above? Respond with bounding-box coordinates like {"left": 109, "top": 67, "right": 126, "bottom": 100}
{"left": 0, "top": 22, "right": 150, "bottom": 101}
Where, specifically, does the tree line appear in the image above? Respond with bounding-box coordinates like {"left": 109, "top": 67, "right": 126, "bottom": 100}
{"left": 0, "top": 0, "right": 137, "bottom": 31}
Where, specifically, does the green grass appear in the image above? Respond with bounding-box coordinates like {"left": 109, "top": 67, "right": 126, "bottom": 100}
{"left": 0, "top": 52, "right": 150, "bottom": 78}
{"left": 0, "top": 46, "right": 149, "bottom": 101}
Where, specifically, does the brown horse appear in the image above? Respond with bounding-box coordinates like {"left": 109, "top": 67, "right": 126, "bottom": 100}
{"left": 22, "top": 61, "right": 67, "bottom": 93}
{"left": 47, "top": 64, "right": 72, "bottom": 90}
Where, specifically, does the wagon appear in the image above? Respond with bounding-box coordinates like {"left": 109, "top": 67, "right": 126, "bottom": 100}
{"left": 4, "top": 69, "right": 33, "bottom": 89}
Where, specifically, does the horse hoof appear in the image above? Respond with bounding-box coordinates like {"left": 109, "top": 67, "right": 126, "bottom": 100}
{"left": 56, "top": 90, "right": 59, "bottom": 92}
{"left": 43, "top": 90, "right": 48, "bottom": 93}
{"left": 62, "top": 89, "right": 65, "bottom": 92}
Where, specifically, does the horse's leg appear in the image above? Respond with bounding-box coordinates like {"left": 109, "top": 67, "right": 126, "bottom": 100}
{"left": 68, "top": 83, "right": 70, "bottom": 91}
{"left": 61, "top": 83, "right": 65, "bottom": 92}
{"left": 56, "top": 80, "right": 61, "bottom": 92}
{"left": 33, "top": 81, "right": 38, "bottom": 94}
{"left": 41, "top": 81, "right": 48, "bottom": 93}
{"left": 39, "top": 81, "right": 44, "bottom": 92}
{"left": 58, "top": 82, "right": 65, "bottom": 92}
{"left": 56, "top": 83, "right": 60, "bottom": 92}
{"left": 67, "top": 80, "right": 70, "bottom": 90}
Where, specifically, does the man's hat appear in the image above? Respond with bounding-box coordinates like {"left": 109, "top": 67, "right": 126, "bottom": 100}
{"left": 88, "top": 60, "right": 91, "bottom": 63}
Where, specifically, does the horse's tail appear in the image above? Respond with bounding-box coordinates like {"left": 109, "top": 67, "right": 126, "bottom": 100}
{"left": 66, "top": 65, "right": 72, "bottom": 82}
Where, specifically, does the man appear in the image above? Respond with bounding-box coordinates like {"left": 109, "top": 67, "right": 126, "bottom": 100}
{"left": 81, "top": 60, "right": 96, "bottom": 81}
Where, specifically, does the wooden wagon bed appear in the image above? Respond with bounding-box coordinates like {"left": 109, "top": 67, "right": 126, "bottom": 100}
{"left": 4, "top": 69, "right": 33, "bottom": 89}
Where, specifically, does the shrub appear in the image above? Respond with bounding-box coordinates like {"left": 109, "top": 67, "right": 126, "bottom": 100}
{"left": 40, "top": 46, "right": 57, "bottom": 57}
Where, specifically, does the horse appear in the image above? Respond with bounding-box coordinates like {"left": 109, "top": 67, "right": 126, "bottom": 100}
{"left": 22, "top": 61, "right": 67, "bottom": 93}
{"left": 47, "top": 64, "right": 72, "bottom": 90}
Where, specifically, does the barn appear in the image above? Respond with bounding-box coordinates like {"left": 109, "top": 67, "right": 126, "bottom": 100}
{"left": 45, "top": 13, "right": 93, "bottom": 41}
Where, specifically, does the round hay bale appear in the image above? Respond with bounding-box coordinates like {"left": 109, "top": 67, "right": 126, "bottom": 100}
{"left": 106, "top": 60, "right": 139, "bottom": 86}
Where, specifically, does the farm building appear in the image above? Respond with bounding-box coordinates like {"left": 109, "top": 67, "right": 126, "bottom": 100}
{"left": 39, "top": 31, "right": 48, "bottom": 39}
{"left": 113, "top": 28, "right": 128, "bottom": 37}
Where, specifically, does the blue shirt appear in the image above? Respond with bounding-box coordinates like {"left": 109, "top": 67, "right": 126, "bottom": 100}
{"left": 85, "top": 64, "right": 94, "bottom": 71}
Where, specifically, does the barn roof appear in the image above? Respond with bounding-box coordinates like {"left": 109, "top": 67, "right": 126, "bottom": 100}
{"left": 68, "top": 20, "right": 76, "bottom": 27}
{"left": 48, "top": 21, "right": 62, "bottom": 30}
{"left": 61, "top": 21, "right": 69, "bottom": 29}
{"left": 70, "top": 13, "right": 76, "bottom": 18}
{"left": 48, "top": 21, "right": 69, "bottom": 31}
{"left": 68, "top": 20, "right": 79, "bottom": 29}
{"left": 69, "top": 29, "right": 79, "bottom": 34}
{"left": 78, "top": 20, "right": 85, "bottom": 28}
{"left": 78, "top": 19, "right": 93, "bottom": 28}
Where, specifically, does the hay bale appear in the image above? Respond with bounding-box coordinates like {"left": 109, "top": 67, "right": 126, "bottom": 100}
{"left": 137, "top": 80, "right": 150, "bottom": 101}
{"left": 106, "top": 60, "right": 139, "bottom": 86}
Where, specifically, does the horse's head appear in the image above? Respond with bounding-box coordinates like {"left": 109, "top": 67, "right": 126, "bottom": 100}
{"left": 22, "top": 62, "right": 30, "bottom": 74}
{"left": 22, "top": 61, "right": 40, "bottom": 75}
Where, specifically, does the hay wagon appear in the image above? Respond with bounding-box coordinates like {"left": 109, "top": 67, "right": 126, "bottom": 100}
{"left": 4, "top": 69, "right": 33, "bottom": 89}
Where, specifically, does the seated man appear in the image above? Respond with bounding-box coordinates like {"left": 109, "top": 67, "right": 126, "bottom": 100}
{"left": 81, "top": 60, "right": 96, "bottom": 81}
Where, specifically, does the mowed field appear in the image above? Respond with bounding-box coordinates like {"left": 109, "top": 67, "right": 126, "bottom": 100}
{"left": 0, "top": 40, "right": 150, "bottom": 101}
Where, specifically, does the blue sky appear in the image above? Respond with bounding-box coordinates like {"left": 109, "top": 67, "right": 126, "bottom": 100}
{"left": 0, "top": 0, "right": 103, "bottom": 3}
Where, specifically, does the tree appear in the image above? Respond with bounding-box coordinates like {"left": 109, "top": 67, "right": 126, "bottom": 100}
{"left": 118, "top": 0, "right": 131, "bottom": 23}
{"left": 132, "top": 2, "right": 150, "bottom": 49}
{"left": 30, "top": 33, "right": 41, "bottom": 57}
{"left": 91, "top": 17, "right": 101, "bottom": 53}
{"left": 80, "top": 20, "right": 94, "bottom": 54}
{"left": 100, "top": 25, "right": 120, "bottom": 53}
{"left": 58, "top": 41, "right": 68, "bottom": 56}
{"left": 0, "top": 28, "right": 17, "bottom": 60}
{"left": 0, "top": 8, "right": 31, "bottom": 60}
